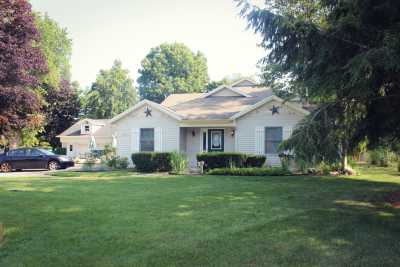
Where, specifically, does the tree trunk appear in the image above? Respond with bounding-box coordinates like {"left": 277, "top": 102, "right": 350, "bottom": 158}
{"left": 341, "top": 141, "right": 349, "bottom": 171}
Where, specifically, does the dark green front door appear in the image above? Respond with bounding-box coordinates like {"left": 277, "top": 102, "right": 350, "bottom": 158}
{"left": 208, "top": 129, "right": 224, "bottom": 152}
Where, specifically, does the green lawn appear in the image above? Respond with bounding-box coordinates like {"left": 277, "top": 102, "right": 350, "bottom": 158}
{"left": 1, "top": 166, "right": 400, "bottom": 266}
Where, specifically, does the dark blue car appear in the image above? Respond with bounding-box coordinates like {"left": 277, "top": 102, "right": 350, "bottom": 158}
{"left": 0, "top": 148, "right": 74, "bottom": 172}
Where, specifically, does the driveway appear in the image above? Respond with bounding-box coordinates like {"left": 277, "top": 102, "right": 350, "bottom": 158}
{"left": 0, "top": 166, "right": 81, "bottom": 177}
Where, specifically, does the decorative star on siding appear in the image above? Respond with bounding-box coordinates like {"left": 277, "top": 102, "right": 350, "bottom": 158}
{"left": 270, "top": 105, "right": 280, "bottom": 115}
{"left": 144, "top": 106, "right": 152, "bottom": 117}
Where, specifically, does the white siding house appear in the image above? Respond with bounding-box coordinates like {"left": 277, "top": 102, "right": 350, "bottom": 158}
{"left": 57, "top": 119, "right": 112, "bottom": 158}
{"left": 59, "top": 79, "right": 310, "bottom": 167}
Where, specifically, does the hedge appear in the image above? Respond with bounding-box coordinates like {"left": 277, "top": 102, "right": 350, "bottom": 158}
{"left": 131, "top": 152, "right": 172, "bottom": 172}
{"left": 245, "top": 155, "right": 267, "bottom": 168}
{"left": 207, "top": 167, "right": 291, "bottom": 176}
{"left": 197, "top": 152, "right": 266, "bottom": 170}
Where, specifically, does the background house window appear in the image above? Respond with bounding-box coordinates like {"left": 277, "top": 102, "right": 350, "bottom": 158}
{"left": 140, "top": 128, "right": 154, "bottom": 152}
{"left": 265, "top": 127, "right": 283, "bottom": 154}
{"left": 84, "top": 125, "right": 90, "bottom": 132}
{"left": 69, "top": 145, "right": 73, "bottom": 152}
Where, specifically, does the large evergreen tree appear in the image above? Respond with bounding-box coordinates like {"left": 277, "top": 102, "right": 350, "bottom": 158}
{"left": 137, "top": 43, "right": 209, "bottom": 103}
{"left": 84, "top": 60, "right": 137, "bottom": 119}
{"left": 239, "top": 0, "right": 400, "bottom": 168}
{"left": 0, "top": 0, "right": 47, "bottom": 147}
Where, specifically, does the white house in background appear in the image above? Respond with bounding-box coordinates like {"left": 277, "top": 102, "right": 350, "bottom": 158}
{"left": 57, "top": 119, "right": 112, "bottom": 158}
{"left": 58, "top": 79, "right": 310, "bottom": 166}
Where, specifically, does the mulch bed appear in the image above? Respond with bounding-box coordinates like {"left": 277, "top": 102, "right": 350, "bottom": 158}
{"left": 384, "top": 191, "right": 400, "bottom": 208}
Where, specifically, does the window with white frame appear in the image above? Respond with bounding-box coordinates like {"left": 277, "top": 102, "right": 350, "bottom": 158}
{"left": 140, "top": 128, "right": 154, "bottom": 152}
{"left": 265, "top": 127, "right": 283, "bottom": 154}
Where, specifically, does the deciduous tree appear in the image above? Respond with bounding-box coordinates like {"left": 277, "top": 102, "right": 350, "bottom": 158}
{"left": 43, "top": 80, "right": 81, "bottom": 147}
{"left": 84, "top": 60, "right": 137, "bottom": 119}
{"left": 0, "top": 0, "right": 47, "bottom": 147}
{"left": 35, "top": 12, "right": 72, "bottom": 88}
{"left": 138, "top": 43, "right": 209, "bottom": 103}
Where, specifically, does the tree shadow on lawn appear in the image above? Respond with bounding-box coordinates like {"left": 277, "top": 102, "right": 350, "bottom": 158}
{"left": 1, "top": 174, "right": 400, "bottom": 266}
{"left": 166, "top": 175, "right": 400, "bottom": 266}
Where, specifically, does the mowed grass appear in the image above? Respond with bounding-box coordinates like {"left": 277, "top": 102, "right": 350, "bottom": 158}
{"left": 0, "top": 166, "right": 400, "bottom": 266}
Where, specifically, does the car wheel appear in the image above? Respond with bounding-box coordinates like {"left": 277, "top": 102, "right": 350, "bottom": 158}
{"left": 48, "top": 161, "right": 60, "bottom": 171}
{"left": 1, "top": 162, "right": 12, "bottom": 173}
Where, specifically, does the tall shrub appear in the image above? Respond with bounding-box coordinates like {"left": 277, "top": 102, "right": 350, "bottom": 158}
{"left": 170, "top": 152, "right": 188, "bottom": 174}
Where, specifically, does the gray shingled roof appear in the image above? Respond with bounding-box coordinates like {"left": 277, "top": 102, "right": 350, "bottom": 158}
{"left": 162, "top": 86, "right": 273, "bottom": 120}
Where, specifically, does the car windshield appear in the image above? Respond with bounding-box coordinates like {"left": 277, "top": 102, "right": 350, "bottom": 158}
{"left": 37, "top": 149, "right": 55, "bottom": 156}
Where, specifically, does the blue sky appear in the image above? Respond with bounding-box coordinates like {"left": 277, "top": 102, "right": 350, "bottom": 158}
{"left": 30, "top": 0, "right": 265, "bottom": 88}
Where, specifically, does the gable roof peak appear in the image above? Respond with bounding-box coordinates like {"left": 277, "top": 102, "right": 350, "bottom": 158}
{"left": 231, "top": 78, "right": 258, "bottom": 87}
{"left": 202, "top": 84, "right": 251, "bottom": 98}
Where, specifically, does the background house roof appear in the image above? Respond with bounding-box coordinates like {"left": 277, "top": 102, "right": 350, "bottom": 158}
{"left": 57, "top": 119, "right": 111, "bottom": 137}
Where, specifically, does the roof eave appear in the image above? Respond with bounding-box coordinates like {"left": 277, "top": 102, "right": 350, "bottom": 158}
{"left": 109, "top": 100, "right": 182, "bottom": 124}
{"left": 230, "top": 95, "right": 310, "bottom": 120}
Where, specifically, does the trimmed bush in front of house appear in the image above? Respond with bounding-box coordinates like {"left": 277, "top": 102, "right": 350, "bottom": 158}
{"left": 207, "top": 167, "right": 291, "bottom": 176}
{"left": 245, "top": 155, "right": 267, "bottom": 168}
{"left": 131, "top": 152, "right": 173, "bottom": 172}
{"left": 197, "top": 152, "right": 266, "bottom": 170}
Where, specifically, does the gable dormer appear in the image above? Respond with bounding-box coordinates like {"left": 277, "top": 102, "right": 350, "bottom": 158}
{"left": 202, "top": 85, "right": 251, "bottom": 98}
{"left": 231, "top": 78, "right": 258, "bottom": 88}
{"left": 80, "top": 120, "right": 91, "bottom": 135}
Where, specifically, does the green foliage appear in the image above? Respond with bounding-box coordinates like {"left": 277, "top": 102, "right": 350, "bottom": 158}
{"left": 239, "top": 0, "right": 400, "bottom": 164}
{"left": 35, "top": 12, "right": 72, "bottom": 88}
{"left": 207, "top": 167, "right": 291, "bottom": 176}
{"left": 197, "top": 153, "right": 266, "bottom": 170}
{"left": 137, "top": 43, "right": 209, "bottom": 103}
{"left": 206, "top": 74, "right": 254, "bottom": 91}
{"left": 101, "top": 144, "right": 116, "bottom": 161}
{"left": 170, "top": 152, "right": 188, "bottom": 174}
{"left": 245, "top": 155, "right": 267, "bottom": 168}
{"left": 398, "top": 161, "right": 400, "bottom": 173}
{"left": 368, "top": 148, "right": 391, "bottom": 167}
{"left": 106, "top": 156, "right": 129, "bottom": 170}
{"left": 279, "top": 153, "right": 294, "bottom": 172}
{"left": 0, "top": 223, "right": 3, "bottom": 244}
{"left": 84, "top": 60, "right": 137, "bottom": 119}
{"left": 280, "top": 106, "right": 341, "bottom": 169}
{"left": 42, "top": 80, "right": 81, "bottom": 148}
{"left": 101, "top": 145, "right": 128, "bottom": 170}
{"left": 131, "top": 152, "right": 173, "bottom": 172}
{"left": 315, "top": 162, "right": 341, "bottom": 175}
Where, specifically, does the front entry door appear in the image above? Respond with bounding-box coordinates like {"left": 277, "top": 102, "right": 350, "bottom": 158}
{"left": 208, "top": 129, "right": 224, "bottom": 152}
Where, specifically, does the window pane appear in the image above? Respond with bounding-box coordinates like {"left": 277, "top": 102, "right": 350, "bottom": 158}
{"left": 140, "top": 128, "right": 154, "bottom": 152}
{"left": 265, "top": 127, "right": 283, "bottom": 154}
{"left": 10, "top": 149, "right": 25, "bottom": 156}
{"left": 203, "top": 132, "right": 207, "bottom": 151}
{"left": 211, "top": 132, "right": 221, "bottom": 149}
{"left": 26, "top": 149, "right": 41, "bottom": 156}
